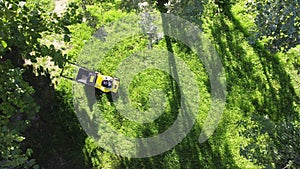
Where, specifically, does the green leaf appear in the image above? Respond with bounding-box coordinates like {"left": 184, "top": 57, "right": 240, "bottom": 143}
{"left": 1, "top": 40, "right": 7, "bottom": 48}
{"left": 64, "top": 34, "right": 71, "bottom": 42}
{"left": 2, "top": 126, "right": 8, "bottom": 133}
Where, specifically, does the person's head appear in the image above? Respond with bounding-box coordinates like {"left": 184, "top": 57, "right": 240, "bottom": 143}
{"left": 102, "top": 80, "right": 112, "bottom": 88}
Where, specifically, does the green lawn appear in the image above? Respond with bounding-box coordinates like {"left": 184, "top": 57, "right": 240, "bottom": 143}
{"left": 27, "top": 0, "right": 299, "bottom": 168}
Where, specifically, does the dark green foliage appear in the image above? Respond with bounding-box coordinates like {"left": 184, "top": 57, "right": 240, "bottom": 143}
{"left": 245, "top": 0, "right": 300, "bottom": 53}
{"left": 0, "top": 61, "right": 39, "bottom": 169}
{"left": 240, "top": 117, "right": 300, "bottom": 168}
{"left": 0, "top": 0, "right": 83, "bottom": 67}
{"left": 162, "top": 0, "right": 204, "bottom": 25}
{"left": 23, "top": 78, "right": 89, "bottom": 169}
{"left": 0, "top": 0, "right": 85, "bottom": 168}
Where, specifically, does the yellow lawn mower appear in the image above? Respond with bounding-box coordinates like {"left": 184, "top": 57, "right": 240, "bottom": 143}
{"left": 61, "top": 62, "right": 120, "bottom": 93}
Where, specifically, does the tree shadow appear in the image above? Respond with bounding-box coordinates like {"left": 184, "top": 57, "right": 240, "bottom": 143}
{"left": 113, "top": 2, "right": 239, "bottom": 168}
{"left": 84, "top": 86, "right": 117, "bottom": 111}
{"left": 22, "top": 67, "right": 91, "bottom": 169}
{"left": 210, "top": 1, "right": 300, "bottom": 168}
{"left": 208, "top": 0, "right": 299, "bottom": 121}
{"left": 117, "top": 121, "right": 239, "bottom": 169}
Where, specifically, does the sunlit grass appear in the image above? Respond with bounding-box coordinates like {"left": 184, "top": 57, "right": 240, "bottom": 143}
{"left": 54, "top": 0, "right": 300, "bottom": 168}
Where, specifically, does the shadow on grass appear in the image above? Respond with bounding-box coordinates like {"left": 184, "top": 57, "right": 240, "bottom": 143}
{"left": 117, "top": 2, "right": 300, "bottom": 167}
{"left": 113, "top": 4, "right": 239, "bottom": 168}
{"left": 220, "top": 2, "right": 298, "bottom": 121}
{"left": 211, "top": 1, "right": 300, "bottom": 168}
{"left": 23, "top": 68, "right": 91, "bottom": 169}
{"left": 117, "top": 124, "right": 239, "bottom": 169}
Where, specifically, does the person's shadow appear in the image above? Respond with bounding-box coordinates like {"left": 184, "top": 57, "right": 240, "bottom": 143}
{"left": 84, "top": 85, "right": 118, "bottom": 111}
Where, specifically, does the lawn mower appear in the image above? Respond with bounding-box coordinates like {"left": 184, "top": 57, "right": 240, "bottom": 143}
{"left": 61, "top": 62, "right": 120, "bottom": 93}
